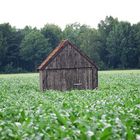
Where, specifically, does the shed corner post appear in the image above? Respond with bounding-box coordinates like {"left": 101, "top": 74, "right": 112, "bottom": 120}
{"left": 39, "top": 70, "right": 46, "bottom": 91}
{"left": 39, "top": 70, "right": 43, "bottom": 91}
{"left": 92, "top": 67, "right": 98, "bottom": 89}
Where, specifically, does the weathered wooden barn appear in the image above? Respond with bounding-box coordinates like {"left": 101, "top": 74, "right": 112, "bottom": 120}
{"left": 38, "top": 40, "right": 98, "bottom": 91}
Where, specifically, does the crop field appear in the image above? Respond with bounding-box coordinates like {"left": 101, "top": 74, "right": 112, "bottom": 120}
{"left": 0, "top": 70, "right": 140, "bottom": 140}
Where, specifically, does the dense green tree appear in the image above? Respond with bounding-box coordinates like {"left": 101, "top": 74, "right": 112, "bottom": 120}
{"left": 63, "top": 23, "right": 81, "bottom": 46}
{"left": 6, "top": 30, "right": 24, "bottom": 68}
{"left": 20, "top": 30, "right": 49, "bottom": 71}
{"left": 77, "top": 25, "right": 103, "bottom": 67}
{"left": 130, "top": 23, "right": 140, "bottom": 68}
{"left": 0, "top": 32, "right": 7, "bottom": 69}
{"left": 0, "top": 23, "right": 16, "bottom": 71}
{"left": 41, "top": 24, "right": 62, "bottom": 49}
{"left": 98, "top": 16, "right": 119, "bottom": 68}
{"left": 106, "top": 22, "right": 132, "bottom": 68}
{"left": 21, "top": 26, "right": 33, "bottom": 35}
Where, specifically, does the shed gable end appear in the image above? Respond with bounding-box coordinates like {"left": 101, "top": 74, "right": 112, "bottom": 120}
{"left": 46, "top": 44, "right": 94, "bottom": 69}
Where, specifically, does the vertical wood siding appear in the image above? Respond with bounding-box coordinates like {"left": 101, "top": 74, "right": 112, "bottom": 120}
{"left": 46, "top": 68, "right": 94, "bottom": 91}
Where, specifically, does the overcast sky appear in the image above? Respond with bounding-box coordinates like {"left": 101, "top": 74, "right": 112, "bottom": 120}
{"left": 0, "top": 0, "right": 140, "bottom": 29}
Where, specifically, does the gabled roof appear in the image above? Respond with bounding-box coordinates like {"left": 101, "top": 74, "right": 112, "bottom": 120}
{"left": 37, "top": 40, "right": 98, "bottom": 70}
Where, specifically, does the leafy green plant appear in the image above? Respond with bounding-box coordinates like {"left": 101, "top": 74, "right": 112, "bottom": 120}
{"left": 0, "top": 70, "right": 140, "bottom": 139}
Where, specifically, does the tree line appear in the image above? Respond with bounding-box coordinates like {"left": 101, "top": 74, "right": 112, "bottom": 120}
{"left": 0, "top": 16, "right": 140, "bottom": 73}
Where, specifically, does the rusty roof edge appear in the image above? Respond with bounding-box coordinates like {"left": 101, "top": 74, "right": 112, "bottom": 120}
{"left": 37, "top": 40, "right": 69, "bottom": 70}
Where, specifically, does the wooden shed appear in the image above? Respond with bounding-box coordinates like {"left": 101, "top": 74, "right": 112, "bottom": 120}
{"left": 38, "top": 40, "right": 98, "bottom": 91}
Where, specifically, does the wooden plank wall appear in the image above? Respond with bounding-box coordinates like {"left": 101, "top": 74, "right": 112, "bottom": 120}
{"left": 46, "top": 68, "right": 95, "bottom": 91}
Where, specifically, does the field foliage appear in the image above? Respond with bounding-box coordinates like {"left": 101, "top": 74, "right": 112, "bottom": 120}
{"left": 0, "top": 70, "right": 140, "bottom": 140}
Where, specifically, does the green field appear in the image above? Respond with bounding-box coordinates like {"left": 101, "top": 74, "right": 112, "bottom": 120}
{"left": 0, "top": 70, "right": 140, "bottom": 140}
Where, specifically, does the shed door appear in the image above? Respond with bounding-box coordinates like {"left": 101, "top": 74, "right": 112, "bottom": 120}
{"left": 46, "top": 68, "right": 93, "bottom": 90}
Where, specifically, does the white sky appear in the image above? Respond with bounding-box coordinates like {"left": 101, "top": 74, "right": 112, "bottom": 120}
{"left": 0, "top": 0, "right": 140, "bottom": 29}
